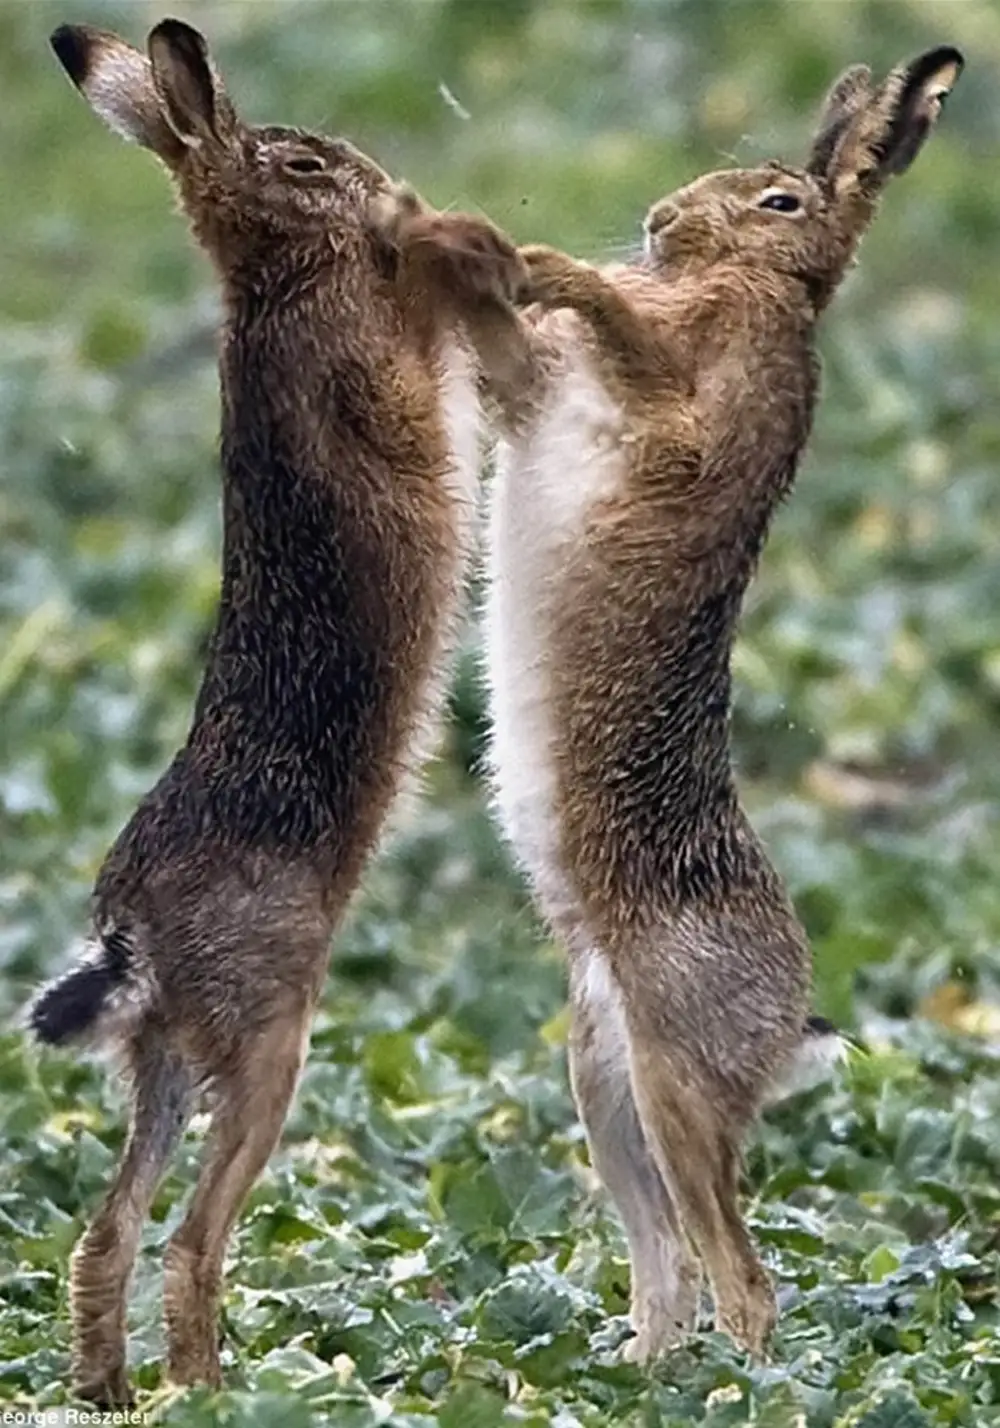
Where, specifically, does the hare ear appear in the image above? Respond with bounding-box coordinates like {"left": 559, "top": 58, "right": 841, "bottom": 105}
{"left": 147, "top": 19, "right": 237, "bottom": 148}
{"left": 806, "top": 64, "right": 873, "bottom": 177}
{"left": 822, "top": 46, "right": 963, "bottom": 196}
{"left": 50, "top": 24, "right": 184, "bottom": 159}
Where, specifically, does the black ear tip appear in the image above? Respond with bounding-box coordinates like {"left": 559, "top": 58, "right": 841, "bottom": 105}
{"left": 148, "top": 16, "right": 209, "bottom": 59}
{"left": 50, "top": 24, "right": 92, "bottom": 86}
{"left": 932, "top": 44, "right": 965, "bottom": 70}
{"left": 909, "top": 44, "right": 965, "bottom": 88}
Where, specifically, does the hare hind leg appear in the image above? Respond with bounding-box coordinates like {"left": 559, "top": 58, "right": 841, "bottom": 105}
{"left": 71, "top": 1029, "right": 192, "bottom": 1406}
{"left": 163, "top": 1002, "right": 311, "bottom": 1388}
{"left": 569, "top": 953, "right": 701, "bottom": 1360}
{"left": 627, "top": 1033, "right": 776, "bottom": 1358}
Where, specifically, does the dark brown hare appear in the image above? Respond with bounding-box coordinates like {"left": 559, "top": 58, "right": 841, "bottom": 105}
{"left": 31, "top": 17, "right": 525, "bottom": 1405}
{"left": 380, "top": 47, "right": 962, "bottom": 1361}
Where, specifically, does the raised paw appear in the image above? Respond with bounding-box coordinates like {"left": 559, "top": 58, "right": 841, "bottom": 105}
{"left": 518, "top": 243, "right": 592, "bottom": 309}
{"left": 371, "top": 184, "right": 527, "bottom": 305}
{"left": 413, "top": 213, "right": 527, "bottom": 305}
{"left": 368, "top": 181, "right": 427, "bottom": 247}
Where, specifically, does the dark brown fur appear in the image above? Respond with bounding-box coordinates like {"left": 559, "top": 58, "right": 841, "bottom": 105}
{"left": 31, "top": 19, "right": 524, "bottom": 1405}
{"left": 384, "top": 48, "right": 962, "bottom": 1359}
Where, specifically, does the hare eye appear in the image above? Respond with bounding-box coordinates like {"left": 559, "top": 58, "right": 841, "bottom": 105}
{"left": 285, "top": 154, "right": 327, "bottom": 176}
{"left": 759, "top": 191, "right": 801, "bottom": 214}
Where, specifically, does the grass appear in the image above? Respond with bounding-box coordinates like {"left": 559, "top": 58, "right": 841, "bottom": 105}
{"left": 3, "top": 0, "right": 1000, "bottom": 1422}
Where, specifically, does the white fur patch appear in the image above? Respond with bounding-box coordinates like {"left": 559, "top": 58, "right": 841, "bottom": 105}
{"left": 81, "top": 44, "right": 159, "bottom": 147}
{"left": 486, "top": 334, "right": 626, "bottom": 910}
{"left": 27, "top": 927, "right": 157, "bottom": 1053}
{"left": 574, "top": 946, "right": 631, "bottom": 1069}
{"left": 763, "top": 1026, "right": 846, "bottom": 1105}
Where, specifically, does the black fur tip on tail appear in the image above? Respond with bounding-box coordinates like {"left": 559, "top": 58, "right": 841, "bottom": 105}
{"left": 28, "top": 930, "right": 131, "bottom": 1047}
{"left": 805, "top": 1013, "right": 866, "bottom": 1053}
{"left": 764, "top": 1014, "right": 857, "bottom": 1106}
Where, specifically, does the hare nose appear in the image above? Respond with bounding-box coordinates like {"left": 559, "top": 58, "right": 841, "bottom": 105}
{"left": 647, "top": 202, "right": 680, "bottom": 236}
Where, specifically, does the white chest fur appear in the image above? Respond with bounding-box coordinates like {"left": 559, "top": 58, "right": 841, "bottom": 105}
{"left": 485, "top": 336, "right": 625, "bottom": 908}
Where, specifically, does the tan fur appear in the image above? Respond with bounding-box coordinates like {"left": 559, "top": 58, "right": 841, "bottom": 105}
{"left": 33, "top": 19, "right": 525, "bottom": 1405}
{"left": 385, "top": 48, "right": 962, "bottom": 1360}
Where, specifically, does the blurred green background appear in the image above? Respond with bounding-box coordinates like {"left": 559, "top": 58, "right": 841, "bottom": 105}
{"left": 5, "top": 2, "right": 1000, "bottom": 1421}
{"left": 4, "top": 0, "right": 1000, "bottom": 1025}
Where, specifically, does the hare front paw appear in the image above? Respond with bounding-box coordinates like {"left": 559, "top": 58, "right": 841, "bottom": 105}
{"left": 418, "top": 213, "right": 527, "bottom": 304}
{"left": 518, "top": 244, "right": 591, "bottom": 309}
{"left": 372, "top": 184, "right": 526, "bottom": 305}
{"left": 368, "top": 181, "right": 427, "bottom": 247}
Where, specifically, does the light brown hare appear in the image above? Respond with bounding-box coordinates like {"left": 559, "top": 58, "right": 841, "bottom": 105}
{"left": 382, "top": 46, "right": 962, "bottom": 1361}
{"left": 30, "top": 18, "right": 525, "bottom": 1406}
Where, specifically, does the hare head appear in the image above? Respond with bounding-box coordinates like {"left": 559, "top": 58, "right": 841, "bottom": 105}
{"left": 50, "top": 19, "right": 390, "bottom": 272}
{"left": 644, "top": 46, "right": 962, "bottom": 308}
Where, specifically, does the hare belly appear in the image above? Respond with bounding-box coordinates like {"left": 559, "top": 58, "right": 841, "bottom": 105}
{"left": 485, "top": 354, "right": 626, "bottom": 904}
